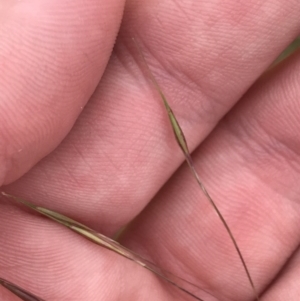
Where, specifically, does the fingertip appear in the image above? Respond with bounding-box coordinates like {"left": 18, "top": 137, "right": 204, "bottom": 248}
{"left": 0, "top": 0, "right": 125, "bottom": 185}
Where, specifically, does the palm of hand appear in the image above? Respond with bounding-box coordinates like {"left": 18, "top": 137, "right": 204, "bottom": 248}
{"left": 0, "top": 1, "right": 300, "bottom": 300}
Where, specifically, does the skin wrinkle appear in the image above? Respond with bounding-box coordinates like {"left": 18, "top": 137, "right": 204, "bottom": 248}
{"left": 52, "top": 153, "right": 85, "bottom": 189}
{"left": 126, "top": 37, "right": 219, "bottom": 131}
{"left": 61, "top": 143, "right": 95, "bottom": 188}
{"left": 219, "top": 117, "right": 300, "bottom": 207}
{"left": 258, "top": 126, "right": 300, "bottom": 173}
{"left": 171, "top": 0, "right": 192, "bottom": 22}
{"left": 267, "top": 244, "right": 300, "bottom": 298}
{"left": 164, "top": 68, "right": 228, "bottom": 125}
{"left": 223, "top": 111, "right": 297, "bottom": 166}
{"left": 260, "top": 245, "right": 300, "bottom": 299}
{"left": 134, "top": 36, "right": 214, "bottom": 99}
{"left": 69, "top": 141, "right": 97, "bottom": 176}
{"left": 123, "top": 35, "right": 224, "bottom": 132}
{"left": 112, "top": 45, "right": 144, "bottom": 83}
{"left": 156, "top": 230, "right": 216, "bottom": 298}
{"left": 219, "top": 75, "right": 300, "bottom": 188}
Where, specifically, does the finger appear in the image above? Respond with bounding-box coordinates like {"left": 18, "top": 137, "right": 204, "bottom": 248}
{"left": 0, "top": 0, "right": 125, "bottom": 185}
{"left": 261, "top": 247, "right": 300, "bottom": 301}
{"left": 121, "top": 50, "right": 300, "bottom": 301}
{"left": 3, "top": 0, "right": 300, "bottom": 234}
{"left": 0, "top": 200, "right": 173, "bottom": 301}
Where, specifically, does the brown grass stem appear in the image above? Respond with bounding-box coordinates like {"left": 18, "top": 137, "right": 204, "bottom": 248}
{"left": 0, "top": 278, "right": 45, "bottom": 301}
{"left": 1, "top": 191, "right": 216, "bottom": 301}
{"left": 132, "top": 38, "right": 260, "bottom": 301}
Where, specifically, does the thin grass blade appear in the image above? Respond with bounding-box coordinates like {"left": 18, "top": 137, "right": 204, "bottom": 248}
{"left": 1, "top": 192, "right": 218, "bottom": 301}
{"left": 132, "top": 39, "right": 260, "bottom": 301}
{"left": 0, "top": 278, "right": 46, "bottom": 301}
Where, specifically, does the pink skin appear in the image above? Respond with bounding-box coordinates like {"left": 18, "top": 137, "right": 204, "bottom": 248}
{"left": 0, "top": 0, "right": 300, "bottom": 300}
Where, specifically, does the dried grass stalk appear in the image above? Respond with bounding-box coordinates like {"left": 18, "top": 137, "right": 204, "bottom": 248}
{"left": 132, "top": 38, "right": 260, "bottom": 301}
{"left": 0, "top": 278, "right": 45, "bottom": 301}
{"left": 1, "top": 191, "right": 216, "bottom": 301}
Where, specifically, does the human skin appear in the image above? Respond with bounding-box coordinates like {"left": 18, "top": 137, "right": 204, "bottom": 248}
{"left": 0, "top": 0, "right": 300, "bottom": 300}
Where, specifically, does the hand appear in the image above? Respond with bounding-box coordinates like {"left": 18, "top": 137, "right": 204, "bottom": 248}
{"left": 1, "top": 0, "right": 300, "bottom": 300}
